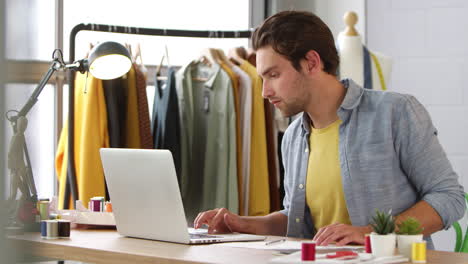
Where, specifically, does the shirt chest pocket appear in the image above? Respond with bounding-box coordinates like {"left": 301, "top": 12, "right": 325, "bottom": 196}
{"left": 356, "top": 142, "right": 395, "bottom": 173}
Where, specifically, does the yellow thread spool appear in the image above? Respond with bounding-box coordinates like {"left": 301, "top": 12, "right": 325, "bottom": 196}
{"left": 38, "top": 201, "right": 50, "bottom": 221}
{"left": 411, "top": 241, "right": 426, "bottom": 263}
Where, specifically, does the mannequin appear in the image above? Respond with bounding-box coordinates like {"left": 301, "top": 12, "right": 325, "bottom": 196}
{"left": 337, "top": 11, "right": 392, "bottom": 90}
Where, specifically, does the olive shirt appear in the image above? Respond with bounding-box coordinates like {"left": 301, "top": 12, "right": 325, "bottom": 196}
{"left": 175, "top": 61, "right": 238, "bottom": 220}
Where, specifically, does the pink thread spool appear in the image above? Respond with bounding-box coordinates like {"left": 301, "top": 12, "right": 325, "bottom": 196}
{"left": 301, "top": 241, "right": 316, "bottom": 261}
{"left": 365, "top": 234, "right": 372, "bottom": 253}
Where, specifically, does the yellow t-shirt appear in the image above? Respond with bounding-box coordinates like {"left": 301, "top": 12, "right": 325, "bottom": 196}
{"left": 306, "top": 119, "right": 351, "bottom": 230}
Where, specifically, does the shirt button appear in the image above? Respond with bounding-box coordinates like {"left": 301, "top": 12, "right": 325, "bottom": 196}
{"left": 299, "top": 184, "right": 304, "bottom": 189}
{"left": 296, "top": 218, "right": 300, "bottom": 223}
{"left": 305, "top": 148, "right": 308, "bottom": 153}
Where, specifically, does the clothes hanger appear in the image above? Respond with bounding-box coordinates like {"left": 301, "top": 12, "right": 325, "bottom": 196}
{"left": 125, "top": 43, "right": 133, "bottom": 62}
{"left": 85, "top": 42, "right": 95, "bottom": 58}
{"left": 228, "top": 46, "right": 247, "bottom": 66}
{"left": 133, "top": 43, "right": 148, "bottom": 79}
{"left": 164, "top": 44, "right": 171, "bottom": 69}
{"left": 216, "top": 49, "right": 235, "bottom": 68}
{"left": 155, "top": 54, "right": 168, "bottom": 81}
{"left": 199, "top": 47, "right": 221, "bottom": 67}
{"left": 246, "top": 48, "right": 256, "bottom": 66}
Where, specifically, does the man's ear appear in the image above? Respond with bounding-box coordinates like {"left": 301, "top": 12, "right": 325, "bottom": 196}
{"left": 304, "top": 50, "right": 322, "bottom": 74}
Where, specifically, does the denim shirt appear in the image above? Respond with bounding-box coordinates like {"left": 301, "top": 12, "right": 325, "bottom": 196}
{"left": 279, "top": 79, "right": 465, "bottom": 249}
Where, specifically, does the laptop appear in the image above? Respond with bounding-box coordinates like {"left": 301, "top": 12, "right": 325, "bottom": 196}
{"left": 99, "top": 148, "right": 266, "bottom": 244}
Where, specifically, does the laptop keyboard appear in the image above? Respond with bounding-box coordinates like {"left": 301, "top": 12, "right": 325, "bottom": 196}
{"left": 189, "top": 233, "right": 220, "bottom": 239}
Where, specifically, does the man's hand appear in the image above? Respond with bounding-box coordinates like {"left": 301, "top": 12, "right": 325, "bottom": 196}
{"left": 313, "top": 223, "right": 372, "bottom": 246}
{"left": 194, "top": 208, "right": 252, "bottom": 234}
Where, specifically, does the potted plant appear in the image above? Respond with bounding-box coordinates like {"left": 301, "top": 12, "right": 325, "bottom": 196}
{"left": 396, "top": 217, "right": 424, "bottom": 259}
{"left": 369, "top": 209, "right": 396, "bottom": 257}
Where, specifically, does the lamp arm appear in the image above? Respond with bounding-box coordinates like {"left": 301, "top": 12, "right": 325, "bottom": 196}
{"left": 5, "top": 60, "right": 62, "bottom": 203}
{"left": 15, "top": 60, "right": 62, "bottom": 120}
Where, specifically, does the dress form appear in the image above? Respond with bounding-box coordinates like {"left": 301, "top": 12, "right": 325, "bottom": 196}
{"left": 337, "top": 11, "right": 392, "bottom": 90}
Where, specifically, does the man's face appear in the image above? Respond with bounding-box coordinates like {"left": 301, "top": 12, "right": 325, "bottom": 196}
{"left": 257, "top": 46, "right": 310, "bottom": 117}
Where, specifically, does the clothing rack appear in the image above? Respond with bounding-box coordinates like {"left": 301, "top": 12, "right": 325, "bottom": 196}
{"left": 63, "top": 23, "right": 252, "bottom": 208}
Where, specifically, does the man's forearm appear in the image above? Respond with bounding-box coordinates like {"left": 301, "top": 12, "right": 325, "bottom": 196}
{"left": 395, "top": 200, "right": 443, "bottom": 236}
{"left": 240, "top": 212, "right": 288, "bottom": 236}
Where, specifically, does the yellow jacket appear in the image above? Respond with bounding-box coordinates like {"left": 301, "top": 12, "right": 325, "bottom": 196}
{"left": 239, "top": 61, "right": 270, "bottom": 216}
{"left": 55, "top": 73, "right": 109, "bottom": 209}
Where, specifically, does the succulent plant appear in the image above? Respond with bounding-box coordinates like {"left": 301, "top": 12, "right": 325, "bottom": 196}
{"left": 370, "top": 209, "right": 395, "bottom": 235}
{"left": 396, "top": 217, "right": 423, "bottom": 235}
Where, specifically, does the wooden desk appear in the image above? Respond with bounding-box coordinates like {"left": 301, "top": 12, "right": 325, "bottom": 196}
{"left": 8, "top": 229, "right": 468, "bottom": 264}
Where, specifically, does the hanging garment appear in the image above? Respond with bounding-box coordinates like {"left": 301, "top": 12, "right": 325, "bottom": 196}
{"left": 239, "top": 60, "right": 270, "bottom": 216}
{"left": 122, "top": 66, "right": 141, "bottom": 148}
{"left": 176, "top": 61, "right": 238, "bottom": 221}
{"left": 55, "top": 73, "right": 109, "bottom": 209}
{"left": 231, "top": 65, "right": 252, "bottom": 216}
{"left": 152, "top": 68, "right": 182, "bottom": 181}
{"left": 103, "top": 78, "right": 127, "bottom": 148}
{"left": 134, "top": 64, "right": 153, "bottom": 149}
{"left": 264, "top": 102, "right": 281, "bottom": 212}
{"left": 102, "top": 77, "right": 126, "bottom": 200}
{"left": 219, "top": 62, "right": 243, "bottom": 215}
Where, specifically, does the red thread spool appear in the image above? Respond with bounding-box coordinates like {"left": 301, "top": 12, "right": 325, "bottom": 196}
{"left": 365, "top": 234, "right": 372, "bottom": 253}
{"left": 301, "top": 242, "right": 316, "bottom": 261}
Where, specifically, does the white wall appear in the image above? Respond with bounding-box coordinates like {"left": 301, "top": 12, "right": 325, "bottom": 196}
{"left": 366, "top": 0, "right": 468, "bottom": 252}
{"left": 313, "top": 0, "right": 365, "bottom": 41}
{"left": 267, "top": 0, "right": 365, "bottom": 41}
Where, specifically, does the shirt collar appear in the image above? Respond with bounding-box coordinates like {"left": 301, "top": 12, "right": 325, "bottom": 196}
{"left": 203, "top": 63, "right": 220, "bottom": 90}
{"left": 182, "top": 60, "right": 220, "bottom": 90}
{"left": 339, "top": 78, "right": 364, "bottom": 110}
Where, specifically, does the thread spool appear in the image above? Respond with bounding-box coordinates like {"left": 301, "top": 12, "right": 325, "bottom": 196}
{"left": 41, "top": 221, "right": 47, "bottom": 237}
{"left": 38, "top": 201, "right": 50, "bottom": 220}
{"left": 57, "top": 220, "right": 71, "bottom": 238}
{"left": 49, "top": 213, "right": 61, "bottom": 220}
{"left": 41, "top": 220, "right": 70, "bottom": 239}
{"left": 90, "top": 197, "right": 105, "bottom": 212}
{"left": 91, "top": 200, "right": 101, "bottom": 212}
{"left": 41, "top": 220, "right": 58, "bottom": 239}
{"left": 412, "top": 241, "right": 426, "bottom": 263}
{"left": 105, "top": 201, "right": 113, "bottom": 212}
{"left": 301, "top": 242, "right": 316, "bottom": 261}
{"left": 365, "top": 234, "right": 372, "bottom": 253}
{"left": 36, "top": 198, "right": 49, "bottom": 210}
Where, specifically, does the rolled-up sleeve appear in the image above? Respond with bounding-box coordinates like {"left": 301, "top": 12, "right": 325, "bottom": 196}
{"left": 395, "top": 95, "right": 466, "bottom": 229}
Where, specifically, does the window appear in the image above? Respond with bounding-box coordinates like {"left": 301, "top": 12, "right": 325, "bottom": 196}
{"left": 4, "top": 0, "right": 55, "bottom": 199}
{"left": 4, "top": 0, "right": 251, "bottom": 199}
{"left": 64, "top": 0, "right": 250, "bottom": 66}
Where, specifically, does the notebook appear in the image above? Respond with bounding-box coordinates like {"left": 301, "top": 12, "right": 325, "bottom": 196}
{"left": 99, "top": 148, "right": 266, "bottom": 244}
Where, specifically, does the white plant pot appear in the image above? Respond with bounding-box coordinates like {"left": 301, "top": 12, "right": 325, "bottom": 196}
{"left": 397, "top": 234, "right": 423, "bottom": 259}
{"left": 370, "top": 233, "right": 396, "bottom": 257}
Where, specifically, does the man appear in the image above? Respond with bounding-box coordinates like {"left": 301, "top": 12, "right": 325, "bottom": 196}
{"left": 194, "top": 11, "right": 465, "bottom": 249}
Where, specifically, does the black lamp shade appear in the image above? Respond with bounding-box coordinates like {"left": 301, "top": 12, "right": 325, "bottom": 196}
{"left": 87, "top": 41, "right": 132, "bottom": 80}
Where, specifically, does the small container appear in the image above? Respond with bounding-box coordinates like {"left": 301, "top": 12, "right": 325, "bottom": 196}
{"left": 41, "top": 220, "right": 58, "bottom": 239}
{"left": 57, "top": 219, "right": 71, "bottom": 238}
{"left": 105, "top": 201, "right": 113, "bottom": 212}
{"left": 90, "top": 199, "right": 101, "bottom": 212}
{"left": 301, "top": 241, "right": 316, "bottom": 261}
{"left": 412, "top": 241, "right": 426, "bottom": 263}
{"left": 365, "top": 234, "right": 372, "bottom": 253}
{"left": 38, "top": 201, "right": 50, "bottom": 221}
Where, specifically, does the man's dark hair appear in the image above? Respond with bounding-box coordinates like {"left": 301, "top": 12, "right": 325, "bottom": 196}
{"left": 252, "top": 11, "right": 339, "bottom": 76}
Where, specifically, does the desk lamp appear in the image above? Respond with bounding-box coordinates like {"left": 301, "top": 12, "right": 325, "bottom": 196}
{"left": 5, "top": 41, "right": 132, "bottom": 232}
